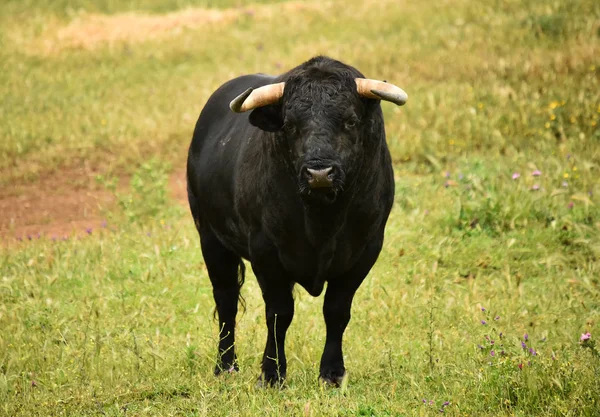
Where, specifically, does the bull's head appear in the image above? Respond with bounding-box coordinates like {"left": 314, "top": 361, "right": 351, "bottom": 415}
{"left": 230, "top": 61, "right": 407, "bottom": 205}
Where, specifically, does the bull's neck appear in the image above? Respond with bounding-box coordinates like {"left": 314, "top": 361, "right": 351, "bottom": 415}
{"left": 303, "top": 199, "right": 347, "bottom": 245}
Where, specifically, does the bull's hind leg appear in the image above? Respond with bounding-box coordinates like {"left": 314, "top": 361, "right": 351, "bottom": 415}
{"left": 198, "top": 225, "right": 243, "bottom": 375}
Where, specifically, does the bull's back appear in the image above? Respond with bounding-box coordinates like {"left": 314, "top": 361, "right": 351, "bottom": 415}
{"left": 187, "top": 74, "right": 276, "bottom": 254}
{"left": 188, "top": 73, "right": 276, "bottom": 165}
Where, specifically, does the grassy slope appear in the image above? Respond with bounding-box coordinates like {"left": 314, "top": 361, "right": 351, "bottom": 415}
{"left": 1, "top": 0, "right": 600, "bottom": 415}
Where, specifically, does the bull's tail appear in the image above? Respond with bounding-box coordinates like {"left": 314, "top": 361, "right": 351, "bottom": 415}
{"left": 238, "top": 259, "right": 246, "bottom": 312}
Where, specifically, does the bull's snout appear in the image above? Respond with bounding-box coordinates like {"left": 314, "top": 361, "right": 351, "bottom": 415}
{"left": 305, "top": 166, "right": 334, "bottom": 188}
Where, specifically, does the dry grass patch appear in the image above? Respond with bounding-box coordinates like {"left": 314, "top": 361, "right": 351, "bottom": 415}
{"left": 14, "top": 1, "right": 326, "bottom": 55}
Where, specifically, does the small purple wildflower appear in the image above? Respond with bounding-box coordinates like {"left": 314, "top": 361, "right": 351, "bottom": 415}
{"left": 31, "top": 380, "right": 37, "bottom": 388}
{"left": 524, "top": 334, "right": 529, "bottom": 341}
{"left": 562, "top": 181, "right": 568, "bottom": 188}
{"left": 423, "top": 399, "right": 427, "bottom": 404}
{"left": 567, "top": 153, "right": 571, "bottom": 160}
{"left": 529, "top": 348, "right": 537, "bottom": 356}
{"left": 443, "top": 402, "right": 450, "bottom": 407}
{"left": 580, "top": 332, "right": 592, "bottom": 342}
{"left": 146, "top": 232, "right": 152, "bottom": 237}
{"left": 532, "top": 170, "right": 542, "bottom": 176}
{"left": 51, "top": 236, "right": 57, "bottom": 241}
{"left": 490, "top": 350, "right": 495, "bottom": 357}
{"left": 512, "top": 172, "right": 520, "bottom": 180}
{"left": 481, "top": 307, "right": 486, "bottom": 312}
{"left": 86, "top": 228, "right": 93, "bottom": 235}
{"left": 430, "top": 400, "right": 434, "bottom": 406}
{"left": 101, "top": 220, "right": 108, "bottom": 228}
{"left": 568, "top": 201, "right": 574, "bottom": 209}
{"left": 499, "top": 332, "right": 503, "bottom": 338}
{"left": 481, "top": 320, "right": 487, "bottom": 325}
{"left": 531, "top": 184, "right": 540, "bottom": 191}
{"left": 494, "top": 315, "right": 500, "bottom": 320}
{"left": 490, "top": 340, "right": 495, "bottom": 345}
{"left": 521, "top": 341, "right": 527, "bottom": 349}
{"left": 501, "top": 350, "right": 505, "bottom": 356}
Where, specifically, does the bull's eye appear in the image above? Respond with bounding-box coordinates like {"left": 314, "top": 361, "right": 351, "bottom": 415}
{"left": 344, "top": 118, "right": 358, "bottom": 131}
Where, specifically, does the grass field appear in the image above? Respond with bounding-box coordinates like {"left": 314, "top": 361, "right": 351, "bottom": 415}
{"left": 1, "top": 0, "right": 600, "bottom": 415}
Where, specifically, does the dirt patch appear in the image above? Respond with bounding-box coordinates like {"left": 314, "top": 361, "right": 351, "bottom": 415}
{"left": 0, "top": 166, "right": 188, "bottom": 244}
{"left": 24, "top": 1, "right": 322, "bottom": 55}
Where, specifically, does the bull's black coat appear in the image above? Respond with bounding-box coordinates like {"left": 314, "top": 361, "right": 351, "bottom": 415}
{"left": 187, "top": 56, "right": 395, "bottom": 385}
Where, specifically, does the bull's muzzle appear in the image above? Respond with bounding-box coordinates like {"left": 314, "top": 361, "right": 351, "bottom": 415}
{"left": 305, "top": 167, "right": 334, "bottom": 189}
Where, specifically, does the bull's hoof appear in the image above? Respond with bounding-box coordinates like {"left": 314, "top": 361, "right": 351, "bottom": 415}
{"left": 256, "top": 372, "right": 286, "bottom": 389}
{"left": 214, "top": 362, "right": 239, "bottom": 376}
{"left": 319, "top": 370, "right": 347, "bottom": 388}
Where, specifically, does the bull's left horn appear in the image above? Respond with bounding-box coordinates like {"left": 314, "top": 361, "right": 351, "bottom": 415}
{"left": 230, "top": 82, "right": 285, "bottom": 112}
{"left": 355, "top": 78, "right": 408, "bottom": 106}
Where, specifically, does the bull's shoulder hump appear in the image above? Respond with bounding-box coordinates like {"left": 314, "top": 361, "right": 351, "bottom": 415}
{"left": 214, "top": 73, "right": 278, "bottom": 96}
{"left": 202, "top": 74, "right": 278, "bottom": 114}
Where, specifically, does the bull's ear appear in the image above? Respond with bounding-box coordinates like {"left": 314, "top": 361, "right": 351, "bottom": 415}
{"left": 249, "top": 105, "right": 283, "bottom": 132}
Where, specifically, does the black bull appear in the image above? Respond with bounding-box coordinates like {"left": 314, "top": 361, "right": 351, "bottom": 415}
{"left": 186, "top": 56, "right": 407, "bottom": 386}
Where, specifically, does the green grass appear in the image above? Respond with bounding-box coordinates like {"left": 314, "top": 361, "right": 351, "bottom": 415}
{"left": 1, "top": 0, "right": 600, "bottom": 415}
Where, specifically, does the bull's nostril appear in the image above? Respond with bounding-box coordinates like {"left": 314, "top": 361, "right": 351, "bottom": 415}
{"left": 326, "top": 166, "right": 336, "bottom": 179}
{"left": 306, "top": 167, "right": 334, "bottom": 188}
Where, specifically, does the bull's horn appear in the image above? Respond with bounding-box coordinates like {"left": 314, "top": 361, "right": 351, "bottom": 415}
{"left": 355, "top": 78, "right": 408, "bottom": 106}
{"left": 229, "top": 82, "right": 285, "bottom": 112}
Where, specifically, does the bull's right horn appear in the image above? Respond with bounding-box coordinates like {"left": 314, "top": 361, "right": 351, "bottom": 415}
{"left": 355, "top": 78, "right": 408, "bottom": 106}
{"left": 230, "top": 82, "right": 285, "bottom": 113}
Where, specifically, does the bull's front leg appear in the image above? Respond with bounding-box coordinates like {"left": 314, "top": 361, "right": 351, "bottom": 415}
{"left": 257, "top": 279, "right": 294, "bottom": 386}
{"left": 319, "top": 281, "right": 356, "bottom": 386}
{"left": 250, "top": 233, "right": 295, "bottom": 387}
{"left": 320, "top": 239, "right": 383, "bottom": 386}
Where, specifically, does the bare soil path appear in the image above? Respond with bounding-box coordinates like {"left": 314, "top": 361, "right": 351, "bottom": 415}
{"left": 0, "top": 166, "right": 187, "bottom": 243}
